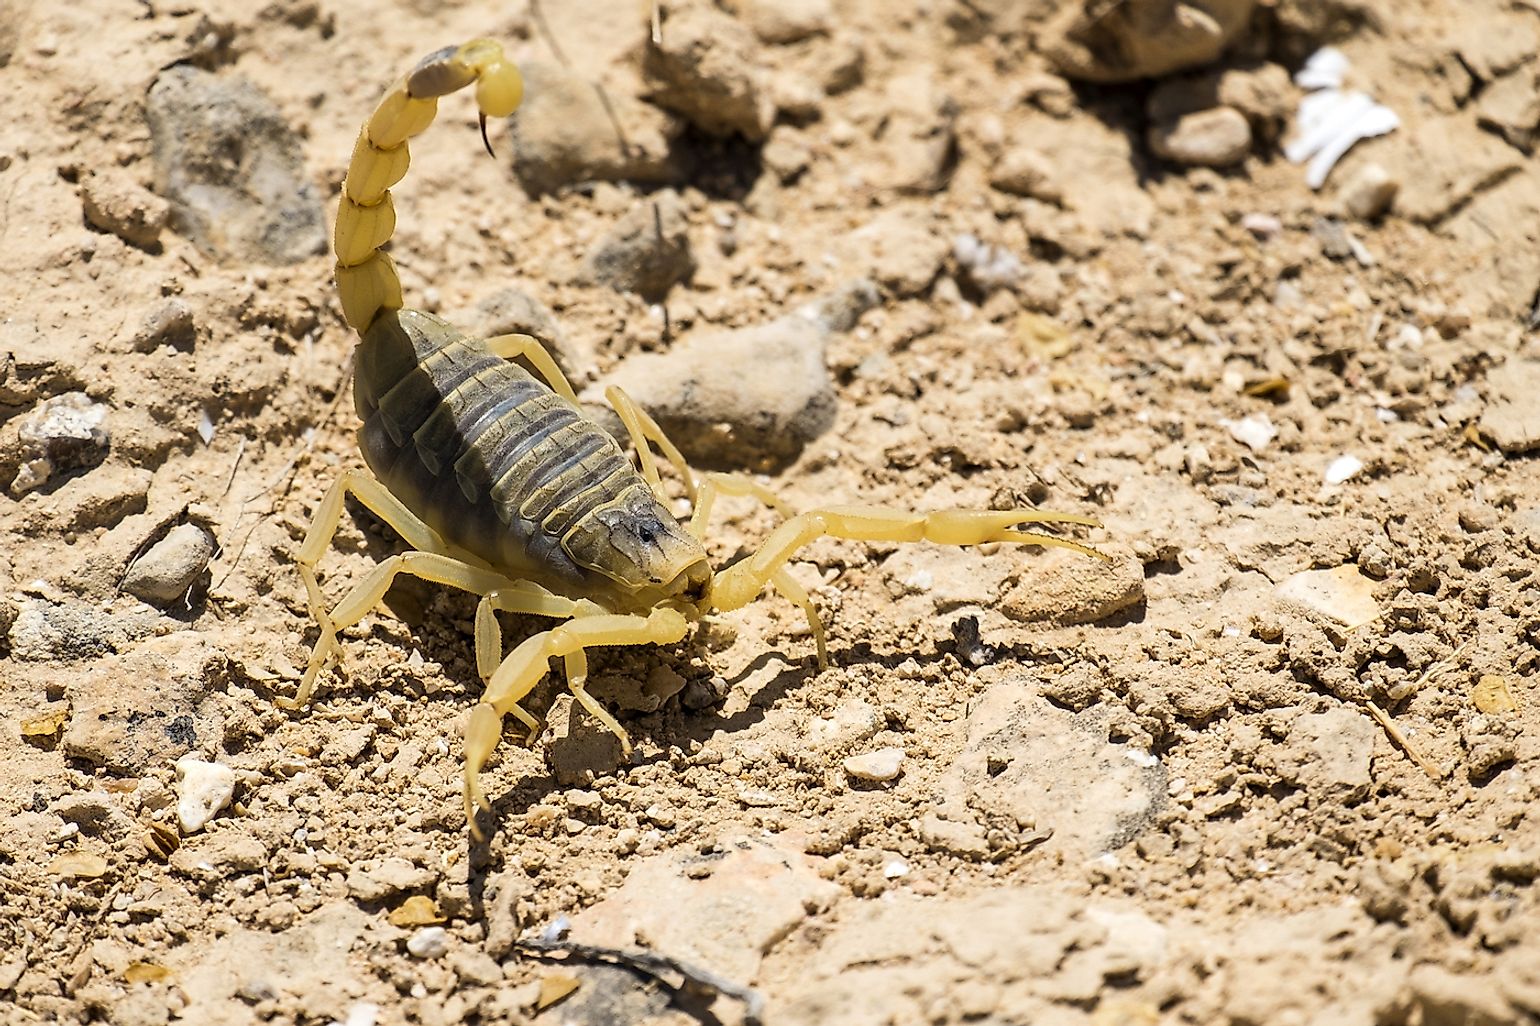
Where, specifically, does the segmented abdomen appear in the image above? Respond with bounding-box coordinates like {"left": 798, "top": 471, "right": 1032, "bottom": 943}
{"left": 353, "top": 310, "right": 641, "bottom": 591}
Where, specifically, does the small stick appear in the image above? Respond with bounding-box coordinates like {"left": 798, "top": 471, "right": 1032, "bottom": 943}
{"left": 517, "top": 936, "right": 765, "bottom": 1026}
{"left": 1364, "top": 699, "right": 1442, "bottom": 780}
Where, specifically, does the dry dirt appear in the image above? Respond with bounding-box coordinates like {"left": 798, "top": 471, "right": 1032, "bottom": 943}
{"left": 4, "top": 1, "right": 1540, "bottom": 1024}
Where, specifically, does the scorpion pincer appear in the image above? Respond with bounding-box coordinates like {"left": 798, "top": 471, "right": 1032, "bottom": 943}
{"left": 287, "top": 39, "right": 1108, "bottom": 838}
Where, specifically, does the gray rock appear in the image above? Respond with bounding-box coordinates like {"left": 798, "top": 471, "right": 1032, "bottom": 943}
{"left": 451, "top": 286, "right": 594, "bottom": 382}
{"left": 9, "top": 391, "right": 109, "bottom": 496}
{"left": 80, "top": 172, "right": 169, "bottom": 249}
{"left": 146, "top": 65, "right": 325, "bottom": 264}
{"left": 600, "top": 284, "right": 874, "bottom": 470}
{"left": 797, "top": 277, "right": 879, "bottom": 333}
{"left": 509, "top": 61, "right": 685, "bottom": 195}
{"left": 1148, "top": 105, "right": 1252, "bottom": 167}
{"left": 133, "top": 298, "right": 197, "bottom": 352}
{"left": 741, "top": 0, "right": 832, "bottom": 43}
{"left": 9, "top": 596, "right": 154, "bottom": 662}
{"left": 645, "top": 3, "right": 774, "bottom": 140}
{"left": 582, "top": 190, "right": 694, "bottom": 300}
{"left": 123, "top": 523, "right": 216, "bottom": 606}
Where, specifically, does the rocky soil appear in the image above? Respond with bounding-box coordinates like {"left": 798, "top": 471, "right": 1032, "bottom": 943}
{"left": 3, "top": 1, "right": 1540, "bottom": 1024}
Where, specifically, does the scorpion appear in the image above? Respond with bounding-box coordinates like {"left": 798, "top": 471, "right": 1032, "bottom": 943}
{"left": 287, "top": 39, "right": 1107, "bottom": 838}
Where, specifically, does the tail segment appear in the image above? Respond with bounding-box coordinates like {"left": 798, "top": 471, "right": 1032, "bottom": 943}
{"left": 334, "top": 40, "right": 523, "bottom": 334}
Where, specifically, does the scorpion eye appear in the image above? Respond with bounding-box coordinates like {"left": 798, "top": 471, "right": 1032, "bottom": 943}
{"left": 637, "top": 525, "right": 658, "bottom": 546}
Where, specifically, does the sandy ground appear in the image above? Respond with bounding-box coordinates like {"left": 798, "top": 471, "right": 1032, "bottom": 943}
{"left": 3, "top": 1, "right": 1540, "bottom": 1023}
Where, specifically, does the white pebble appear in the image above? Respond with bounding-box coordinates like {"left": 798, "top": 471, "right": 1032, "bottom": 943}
{"left": 175, "top": 756, "right": 236, "bottom": 833}
{"left": 1220, "top": 414, "right": 1278, "bottom": 453}
{"left": 843, "top": 747, "right": 905, "bottom": 783}
{"left": 1323, "top": 454, "right": 1364, "bottom": 485}
{"left": 406, "top": 926, "right": 449, "bottom": 959}
{"left": 883, "top": 859, "right": 910, "bottom": 879}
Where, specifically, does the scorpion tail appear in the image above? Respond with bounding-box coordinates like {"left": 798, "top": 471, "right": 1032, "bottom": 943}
{"left": 334, "top": 40, "right": 523, "bottom": 334}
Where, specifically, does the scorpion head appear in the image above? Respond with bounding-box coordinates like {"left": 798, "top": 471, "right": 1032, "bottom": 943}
{"left": 564, "top": 485, "right": 712, "bottom": 609}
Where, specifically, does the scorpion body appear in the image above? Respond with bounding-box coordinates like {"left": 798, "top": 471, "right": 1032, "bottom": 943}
{"left": 290, "top": 39, "right": 1106, "bottom": 838}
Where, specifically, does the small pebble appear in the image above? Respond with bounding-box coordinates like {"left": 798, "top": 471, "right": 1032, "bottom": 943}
{"left": 1148, "top": 106, "right": 1251, "bottom": 167}
{"left": 1221, "top": 414, "right": 1278, "bottom": 452}
{"left": 1323, "top": 454, "right": 1364, "bottom": 485}
{"left": 1338, "top": 161, "right": 1398, "bottom": 220}
{"left": 843, "top": 747, "right": 905, "bottom": 783}
{"left": 175, "top": 755, "right": 236, "bottom": 833}
{"left": 406, "top": 926, "right": 449, "bottom": 959}
{"left": 1241, "top": 213, "right": 1282, "bottom": 239}
{"left": 123, "top": 524, "right": 216, "bottom": 606}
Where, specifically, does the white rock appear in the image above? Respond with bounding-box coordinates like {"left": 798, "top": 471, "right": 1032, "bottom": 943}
{"left": 1221, "top": 414, "right": 1278, "bottom": 452}
{"left": 1323, "top": 454, "right": 1364, "bottom": 485}
{"left": 406, "top": 926, "right": 449, "bottom": 959}
{"left": 843, "top": 747, "right": 905, "bottom": 783}
{"left": 1294, "top": 47, "right": 1349, "bottom": 90}
{"left": 1274, "top": 566, "right": 1381, "bottom": 628}
{"left": 174, "top": 756, "right": 236, "bottom": 833}
{"left": 882, "top": 859, "right": 910, "bottom": 879}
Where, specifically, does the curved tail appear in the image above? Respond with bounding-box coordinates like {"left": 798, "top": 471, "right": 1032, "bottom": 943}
{"left": 334, "top": 40, "right": 523, "bottom": 334}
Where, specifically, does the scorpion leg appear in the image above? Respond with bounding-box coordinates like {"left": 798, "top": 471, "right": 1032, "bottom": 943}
{"left": 485, "top": 333, "right": 579, "bottom": 405}
{"left": 710, "top": 506, "right": 1107, "bottom": 665}
{"left": 605, "top": 385, "right": 698, "bottom": 505}
{"left": 289, "top": 470, "right": 469, "bottom": 707}
{"left": 463, "top": 607, "right": 690, "bottom": 836}
{"left": 687, "top": 472, "right": 794, "bottom": 539}
{"left": 474, "top": 586, "right": 605, "bottom": 741}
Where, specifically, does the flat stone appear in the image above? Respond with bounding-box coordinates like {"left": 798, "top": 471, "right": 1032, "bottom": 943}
{"left": 569, "top": 834, "right": 838, "bottom": 981}
{"left": 146, "top": 65, "right": 325, "bottom": 263}
{"left": 1278, "top": 708, "right": 1376, "bottom": 803}
{"left": 931, "top": 682, "right": 1163, "bottom": 858}
{"left": 1001, "top": 545, "right": 1144, "bottom": 627}
{"left": 741, "top": 0, "right": 832, "bottom": 43}
{"left": 844, "top": 748, "right": 905, "bottom": 783}
{"left": 835, "top": 210, "right": 948, "bottom": 297}
{"left": 874, "top": 72, "right": 956, "bottom": 193}
{"left": 1480, "top": 360, "right": 1540, "bottom": 454}
{"left": 450, "top": 286, "right": 593, "bottom": 383}
{"left": 1274, "top": 565, "right": 1381, "bottom": 628}
{"left": 170, "top": 830, "right": 267, "bottom": 877}
{"left": 59, "top": 632, "right": 223, "bottom": 772}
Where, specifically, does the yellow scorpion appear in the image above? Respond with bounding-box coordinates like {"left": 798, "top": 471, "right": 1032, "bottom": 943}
{"left": 289, "top": 39, "right": 1106, "bottom": 837}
